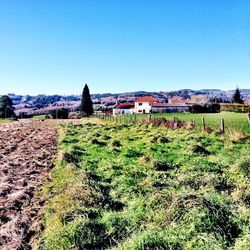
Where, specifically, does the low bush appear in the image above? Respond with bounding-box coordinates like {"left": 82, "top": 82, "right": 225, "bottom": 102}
{"left": 190, "top": 103, "right": 221, "bottom": 113}
{"left": 50, "top": 108, "right": 69, "bottom": 119}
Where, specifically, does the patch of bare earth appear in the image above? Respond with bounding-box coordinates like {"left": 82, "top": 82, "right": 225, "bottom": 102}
{"left": 0, "top": 120, "right": 83, "bottom": 250}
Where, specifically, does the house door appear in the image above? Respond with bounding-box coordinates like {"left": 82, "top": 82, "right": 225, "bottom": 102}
{"left": 143, "top": 110, "right": 145, "bottom": 114}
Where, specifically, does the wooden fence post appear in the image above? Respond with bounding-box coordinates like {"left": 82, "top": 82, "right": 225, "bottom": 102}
{"left": 202, "top": 117, "right": 205, "bottom": 131}
{"left": 149, "top": 113, "right": 152, "bottom": 120}
{"left": 220, "top": 118, "right": 225, "bottom": 133}
{"left": 248, "top": 113, "right": 250, "bottom": 124}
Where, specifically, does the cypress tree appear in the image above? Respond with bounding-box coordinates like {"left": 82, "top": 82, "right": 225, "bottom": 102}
{"left": 232, "top": 87, "right": 244, "bottom": 104}
{"left": 80, "top": 84, "right": 93, "bottom": 117}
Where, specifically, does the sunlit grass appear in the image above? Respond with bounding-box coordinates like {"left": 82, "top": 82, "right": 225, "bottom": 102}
{"left": 37, "top": 121, "right": 250, "bottom": 249}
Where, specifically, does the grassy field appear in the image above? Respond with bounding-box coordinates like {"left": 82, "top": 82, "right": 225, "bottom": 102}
{"left": 32, "top": 114, "right": 47, "bottom": 120}
{"left": 119, "top": 112, "right": 250, "bottom": 134}
{"left": 0, "top": 118, "right": 12, "bottom": 123}
{"left": 36, "top": 121, "right": 250, "bottom": 249}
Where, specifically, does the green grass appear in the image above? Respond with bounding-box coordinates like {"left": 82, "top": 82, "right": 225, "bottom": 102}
{"left": 32, "top": 114, "right": 47, "bottom": 120}
{"left": 0, "top": 118, "right": 12, "bottom": 123}
{"left": 37, "top": 121, "right": 250, "bottom": 250}
{"left": 119, "top": 112, "right": 250, "bottom": 134}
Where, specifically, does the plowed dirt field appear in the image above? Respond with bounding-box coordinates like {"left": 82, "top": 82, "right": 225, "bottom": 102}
{"left": 0, "top": 120, "right": 82, "bottom": 250}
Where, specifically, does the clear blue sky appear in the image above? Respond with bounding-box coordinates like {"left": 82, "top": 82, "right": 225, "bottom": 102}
{"left": 0, "top": 0, "right": 249, "bottom": 95}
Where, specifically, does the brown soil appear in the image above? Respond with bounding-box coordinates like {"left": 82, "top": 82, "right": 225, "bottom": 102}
{"left": 0, "top": 119, "right": 82, "bottom": 250}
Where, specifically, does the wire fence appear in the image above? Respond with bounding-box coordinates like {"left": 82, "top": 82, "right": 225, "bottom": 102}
{"left": 93, "top": 113, "right": 236, "bottom": 133}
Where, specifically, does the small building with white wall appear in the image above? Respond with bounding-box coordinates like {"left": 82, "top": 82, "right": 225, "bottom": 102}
{"left": 134, "top": 96, "right": 161, "bottom": 114}
{"left": 113, "top": 103, "right": 135, "bottom": 115}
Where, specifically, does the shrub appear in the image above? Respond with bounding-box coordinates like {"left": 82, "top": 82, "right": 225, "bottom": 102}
{"left": 17, "top": 112, "right": 33, "bottom": 119}
{"left": 50, "top": 108, "right": 69, "bottom": 119}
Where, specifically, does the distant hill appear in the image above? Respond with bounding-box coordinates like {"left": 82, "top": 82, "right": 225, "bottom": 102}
{"left": 3, "top": 89, "right": 250, "bottom": 105}
{"left": 2, "top": 88, "right": 249, "bottom": 115}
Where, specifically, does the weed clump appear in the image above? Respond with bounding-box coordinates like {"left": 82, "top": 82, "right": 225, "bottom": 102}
{"left": 74, "top": 220, "right": 108, "bottom": 249}
{"left": 151, "top": 134, "right": 169, "bottom": 143}
{"left": 123, "top": 148, "right": 143, "bottom": 158}
{"left": 111, "top": 139, "right": 121, "bottom": 147}
{"left": 91, "top": 138, "right": 107, "bottom": 146}
{"left": 63, "top": 152, "right": 79, "bottom": 163}
{"left": 102, "top": 134, "right": 112, "bottom": 140}
{"left": 153, "top": 160, "right": 175, "bottom": 171}
{"left": 158, "top": 136, "right": 170, "bottom": 143}
{"left": 61, "top": 137, "right": 79, "bottom": 144}
{"left": 239, "top": 160, "right": 250, "bottom": 176}
{"left": 192, "top": 145, "right": 211, "bottom": 155}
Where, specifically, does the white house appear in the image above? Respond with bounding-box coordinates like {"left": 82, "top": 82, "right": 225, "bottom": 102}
{"left": 134, "top": 96, "right": 162, "bottom": 114}
{"left": 113, "top": 103, "right": 135, "bottom": 115}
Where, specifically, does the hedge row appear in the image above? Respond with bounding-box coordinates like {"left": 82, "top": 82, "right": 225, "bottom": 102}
{"left": 220, "top": 104, "right": 250, "bottom": 113}
{"left": 190, "top": 103, "right": 220, "bottom": 113}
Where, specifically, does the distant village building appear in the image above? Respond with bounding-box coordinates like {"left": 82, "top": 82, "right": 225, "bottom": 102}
{"left": 151, "top": 103, "right": 189, "bottom": 113}
{"left": 163, "top": 103, "right": 190, "bottom": 112}
{"left": 191, "top": 94, "right": 208, "bottom": 104}
{"left": 168, "top": 97, "right": 190, "bottom": 104}
{"left": 113, "top": 103, "right": 135, "bottom": 115}
{"left": 151, "top": 102, "right": 167, "bottom": 113}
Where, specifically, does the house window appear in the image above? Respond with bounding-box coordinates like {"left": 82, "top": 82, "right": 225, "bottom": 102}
{"left": 138, "top": 110, "right": 142, "bottom": 112}
{"left": 138, "top": 103, "right": 142, "bottom": 106}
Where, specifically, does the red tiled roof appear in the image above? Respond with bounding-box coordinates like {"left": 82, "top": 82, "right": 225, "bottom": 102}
{"left": 134, "top": 96, "right": 158, "bottom": 103}
{"left": 115, "top": 103, "right": 134, "bottom": 109}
